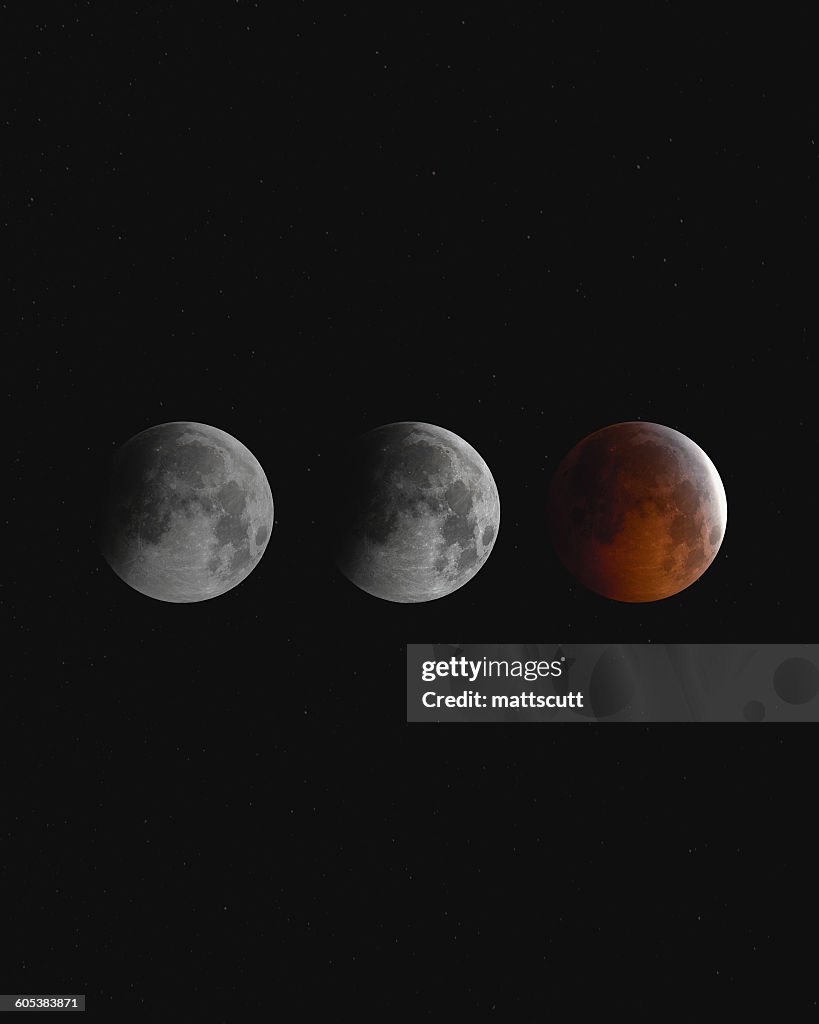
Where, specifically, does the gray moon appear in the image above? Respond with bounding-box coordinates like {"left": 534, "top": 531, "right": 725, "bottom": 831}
{"left": 333, "top": 422, "right": 500, "bottom": 603}
{"left": 99, "top": 421, "right": 274, "bottom": 602}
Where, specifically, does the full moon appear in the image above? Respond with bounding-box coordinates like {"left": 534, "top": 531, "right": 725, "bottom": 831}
{"left": 548, "top": 421, "right": 726, "bottom": 602}
{"left": 99, "top": 421, "right": 274, "bottom": 602}
{"left": 333, "top": 422, "right": 500, "bottom": 603}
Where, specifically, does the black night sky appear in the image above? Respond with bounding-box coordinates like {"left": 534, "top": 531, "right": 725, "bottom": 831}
{"left": 7, "top": 6, "right": 817, "bottom": 1017}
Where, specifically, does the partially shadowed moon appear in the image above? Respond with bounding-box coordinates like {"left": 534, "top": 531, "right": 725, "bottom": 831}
{"left": 333, "top": 422, "right": 500, "bottom": 603}
{"left": 548, "top": 421, "right": 726, "bottom": 602}
{"left": 99, "top": 422, "right": 274, "bottom": 602}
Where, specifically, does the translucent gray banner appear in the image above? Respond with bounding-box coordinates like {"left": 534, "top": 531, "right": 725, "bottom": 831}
{"left": 407, "top": 645, "right": 819, "bottom": 722}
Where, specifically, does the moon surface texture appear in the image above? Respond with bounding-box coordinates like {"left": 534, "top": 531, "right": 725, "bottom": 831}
{"left": 99, "top": 422, "right": 274, "bottom": 602}
{"left": 548, "top": 421, "right": 726, "bottom": 602}
{"left": 334, "top": 422, "right": 500, "bottom": 603}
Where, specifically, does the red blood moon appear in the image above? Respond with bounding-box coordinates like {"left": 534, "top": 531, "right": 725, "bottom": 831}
{"left": 548, "top": 422, "right": 727, "bottom": 602}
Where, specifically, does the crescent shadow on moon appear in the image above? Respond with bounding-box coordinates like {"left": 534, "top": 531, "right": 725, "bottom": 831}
{"left": 333, "top": 421, "right": 500, "bottom": 603}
